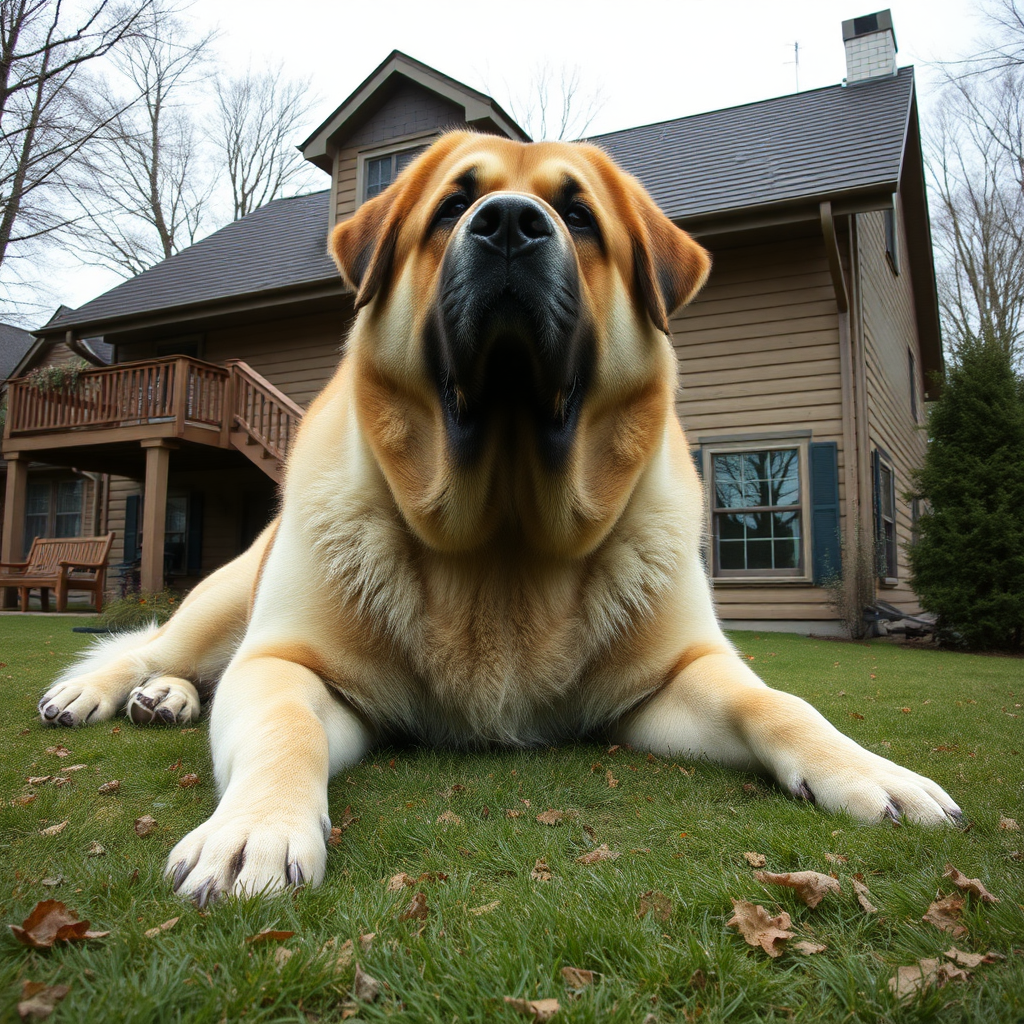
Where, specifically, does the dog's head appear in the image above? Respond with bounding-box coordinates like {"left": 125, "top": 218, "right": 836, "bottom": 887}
{"left": 330, "top": 131, "right": 710, "bottom": 556}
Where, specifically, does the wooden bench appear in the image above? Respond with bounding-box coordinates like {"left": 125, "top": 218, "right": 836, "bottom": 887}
{"left": 0, "top": 534, "right": 115, "bottom": 613}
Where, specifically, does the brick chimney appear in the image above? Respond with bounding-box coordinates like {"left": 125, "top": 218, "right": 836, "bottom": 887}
{"left": 842, "top": 9, "right": 897, "bottom": 84}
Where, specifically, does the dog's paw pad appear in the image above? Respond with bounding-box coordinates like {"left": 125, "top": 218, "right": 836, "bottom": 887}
{"left": 127, "top": 677, "right": 200, "bottom": 726}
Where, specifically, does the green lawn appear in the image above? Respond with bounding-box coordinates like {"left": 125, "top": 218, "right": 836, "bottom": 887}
{"left": 1, "top": 619, "right": 1022, "bottom": 1023}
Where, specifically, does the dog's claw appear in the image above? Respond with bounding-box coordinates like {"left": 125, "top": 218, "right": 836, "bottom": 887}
{"left": 156, "top": 706, "right": 175, "bottom": 723}
{"left": 171, "top": 860, "right": 190, "bottom": 892}
{"left": 43, "top": 703, "right": 60, "bottom": 720}
{"left": 882, "top": 799, "right": 903, "bottom": 825}
{"left": 287, "top": 861, "right": 305, "bottom": 887}
{"left": 945, "top": 807, "right": 964, "bottom": 826}
{"left": 192, "top": 877, "right": 218, "bottom": 908}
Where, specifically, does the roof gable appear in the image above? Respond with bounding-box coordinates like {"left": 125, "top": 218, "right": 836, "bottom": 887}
{"left": 301, "top": 51, "right": 528, "bottom": 170}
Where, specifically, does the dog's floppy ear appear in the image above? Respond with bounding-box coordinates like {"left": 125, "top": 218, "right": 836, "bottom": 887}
{"left": 329, "top": 188, "right": 402, "bottom": 312}
{"left": 631, "top": 196, "right": 711, "bottom": 334}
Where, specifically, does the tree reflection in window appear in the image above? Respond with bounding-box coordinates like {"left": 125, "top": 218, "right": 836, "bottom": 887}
{"left": 712, "top": 448, "right": 802, "bottom": 575}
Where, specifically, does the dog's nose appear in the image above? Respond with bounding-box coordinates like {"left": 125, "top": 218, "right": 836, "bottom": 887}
{"left": 468, "top": 195, "right": 553, "bottom": 258}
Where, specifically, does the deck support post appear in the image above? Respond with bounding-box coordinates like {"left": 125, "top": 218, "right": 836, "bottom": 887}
{"left": 140, "top": 440, "right": 176, "bottom": 593}
{"left": 1, "top": 452, "right": 28, "bottom": 608}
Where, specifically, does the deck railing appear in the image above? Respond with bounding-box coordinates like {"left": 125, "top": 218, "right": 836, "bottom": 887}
{"left": 4, "top": 356, "right": 229, "bottom": 437}
{"left": 225, "top": 359, "right": 304, "bottom": 462}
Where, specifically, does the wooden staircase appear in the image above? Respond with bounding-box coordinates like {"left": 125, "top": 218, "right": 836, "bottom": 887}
{"left": 223, "top": 360, "right": 304, "bottom": 484}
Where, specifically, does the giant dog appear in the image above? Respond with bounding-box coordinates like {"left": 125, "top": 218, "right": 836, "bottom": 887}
{"left": 37, "top": 132, "right": 961, "bottom": 904}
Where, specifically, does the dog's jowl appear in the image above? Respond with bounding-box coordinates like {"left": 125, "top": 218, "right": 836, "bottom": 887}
{"left": 38, "top": 132, "right": 961, "bottom": 903}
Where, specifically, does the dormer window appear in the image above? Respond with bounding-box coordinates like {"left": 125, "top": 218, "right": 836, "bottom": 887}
{"left": 362, "top": 144, "right": 428, "bottom": 201}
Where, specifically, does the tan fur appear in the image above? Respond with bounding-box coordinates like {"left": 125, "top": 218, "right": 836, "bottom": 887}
{"left": 39, "top": 133, "right": 959, "bottom": 902}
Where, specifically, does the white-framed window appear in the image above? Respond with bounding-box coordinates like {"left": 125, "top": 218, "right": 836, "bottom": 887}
{"left": 703, "top": 441, "right": 811, "bottom": 580}
{"left": 358, "top": 140, "right": 429, "bottom": 204}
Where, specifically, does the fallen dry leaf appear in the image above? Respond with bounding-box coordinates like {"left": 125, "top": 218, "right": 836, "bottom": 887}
{"left": 39, "top": 877, "right": 63, "bottom": 888}
{"left": 143, "top": 916, "right": 179, "bottom": 938}
{"left": 469, "top": 900, "right": 500, "bottom": 915}
{"left": 85, "top": 841, "right": 106, "bottom": 858}
{"left": 38, "top": 821, "right": 67, "bottom": 837}
{"left": 328, "top": 826, "right": 343, "bottom": 846}
{"left": 9, "top": 900, "right": 109, "bottom": 948}
{"left": 322, "top": 932, "right": 375, "bottom": 971}
{"left": 45, "top": 746, "right": 70, "bottom": 758}
{"left": 398, "top": 891, "right": 428, "bottom": 922}
{"left": 503, "top": 996, "right": 560, "bottom": 1021}
{"left": 637, "top": 890, "right": 673, "bottom": 922}
{"left": 536, "top": 809, "right": 565, "bottom": 826}
{"left": 606, "top": 770, "right": 619, "bottom": 788}
{"left": 506, "top": 809, "right": 523, "bottom": 819}
{"left": 923, "top": 893, "right": 967, "bottom": 937}
{"left": 531, "top": 858, "right": 553, "bottom": 881}
{"left": 274, "top": 946, "right": 293, "bottom": 970}
{"left": 134, "top": 815, "right": 157, "bottom": 836}
{"left": 998, "top": 816, "right": 1019, "bottom": 831}
{"left": 64, "top": 765, "right": 87, "bottom": 773}
{"left": 17, "top": 981, "right": 70, "bottom": 1022}
{"left": 792, "top": 940, "right": 828, "bottom": 955}
{"left": 943, "top": 864, "right": 999, "bottom": 903}
{"left": 353, "top": 962, "right": 380, "bottom": 1002}
{"left": 436, "top": 810, "right": 463, "bottom": 826}
{"left": 824, "top": 853, "right": 848, "bottom": 865}
{"left": 97, "top": 780, "right": 120, "bottom": 794}
{"left": 26, "top": 776, "right": 52, "bottom": 786}
{"left": 387, "top": 872, "right": 416, "bottom": 892}
{"left": 560, "top": 966, "right": 594, "bottom": 991}
{"left": 178, "top": 773, "right": 200, "bottom": 788}
{"left": 726, "top": 900, "right": 793, "bottom": 958}
{"left": 51, "top": 778, "right": 71, "bottom": 788}
{"left": 889, "top": 958, "right": 969, "bottom": 1001}
{"left": 576, "top": 844, "right": 619, "bottom": 865}
{"left": 742, "top": 852, "right": 766, "bottom": 868}
{"left": 245, "top": 929, "right": 296, "bottom": 944}
{"left": 944, "top": 947, "right": 1006, "bottom": 968}
{"left": 11, "top": 794, "right": 36, "bottom": 807}
{"left": 753, "top": 870, "right": 841, "bottom": 909}
{"left": 851, "top": 878, "right": 878, "bottom": 914}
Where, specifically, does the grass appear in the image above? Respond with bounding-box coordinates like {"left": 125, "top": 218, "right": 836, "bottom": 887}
{"left": 0, "top": 619, "right": 1022, "bottom": 1023}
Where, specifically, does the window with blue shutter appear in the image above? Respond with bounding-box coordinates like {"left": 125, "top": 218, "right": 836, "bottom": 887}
{"left": 809, "top": 441, "right": 841, "bottom": 585}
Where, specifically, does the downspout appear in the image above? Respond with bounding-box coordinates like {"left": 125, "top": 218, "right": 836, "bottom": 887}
{"left": 820, "top": 201, "right": 862, "bottom": 629}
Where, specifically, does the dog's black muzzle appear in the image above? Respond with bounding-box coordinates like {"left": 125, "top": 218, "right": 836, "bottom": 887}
{"left": 428, "top": 193, "right": 592, "bottom": 468}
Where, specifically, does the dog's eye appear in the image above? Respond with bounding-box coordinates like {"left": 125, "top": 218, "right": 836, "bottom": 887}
{"left": 564, "top": 202, "right": 597, "bottom": 233}
{"left": 437, "top": 193, "right": 470, "bottom": 222}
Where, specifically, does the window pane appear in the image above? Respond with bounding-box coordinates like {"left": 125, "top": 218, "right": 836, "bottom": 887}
{"left": 773, "top": 539, "right": 799, "bottom": 569}
{"left": 166, "top": 495, "right": 188, "bottom": 534}
{"left": 365, "top": 156, "right": 392, "bottom": 199}
{"left": 743, "top": 451, "right": 770, "bottom": 506}
{"left": 746, "top": 539, "right": 773, "bottom": 570}
{"left": 770, "top": 449, "right": 800, "bottom": 505}
{"left": 26, "top": 482, "right": 50, "bottom": 516}
{"left": 719, "top": 513, "right": 745, "bottom": 541}
{"left": 56, "top": 480, "right": 82, "bottom": 514}
{"left": 719, "top": 539, "right": 746, "bottom": 570}
{"left": 880, "top": 465, "right": 894, "bottom": 518}
{"left": 748, "top": 511, "right": 774, "bottom": 540}
{"left": 713, "top": 454, "right": 744, "bottom": 508}
{"left": 773, "top": 509, "right": 800, "bottom": 540}
{"left": 24, "top": 516, "right": 48, "bottom": 555}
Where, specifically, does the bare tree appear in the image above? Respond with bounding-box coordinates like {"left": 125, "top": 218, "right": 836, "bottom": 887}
{"left": 926, "top": 0, "right": 1024, "bottom": 368}
{"left": 503, "top": 63, "right": 604, "bottom": 141}
{"left": 212, "top": 65, "right": 321, "bottom": 221}
{"left": 69, "top": 2, "right": 216, "bottom": 277}
{"left": 0, "top": 0, "right": 153, "bottom": 319}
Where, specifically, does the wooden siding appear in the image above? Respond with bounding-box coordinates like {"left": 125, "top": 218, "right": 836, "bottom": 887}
{"left": 856, "top": 204, "right": 927, "bottom": 615}
{"left": 671, "top": 234, "right": 844, "bottom": 623}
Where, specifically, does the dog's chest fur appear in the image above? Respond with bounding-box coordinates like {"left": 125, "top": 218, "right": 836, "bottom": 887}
{"left": 306, "top": 498, "right": 682, "bottom": 747}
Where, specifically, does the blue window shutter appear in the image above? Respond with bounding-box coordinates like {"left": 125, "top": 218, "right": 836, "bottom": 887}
{"left": 810, "top": 442, "right": 841, "bottom": 585}
{"left": 186, "top": 492, "right": 204, "bottom": 576}
{"left": 123, "top": 494, "right": 140, "bottom": 562}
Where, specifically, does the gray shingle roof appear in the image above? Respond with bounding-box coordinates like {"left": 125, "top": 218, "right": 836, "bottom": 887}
{"left": 50, "top": 190, "right": 338, "bottom": 333}
{"left": 0, "top": 321, "right": 34, "bottom": 380}
{"left": 589, "top": 68, "right": 914, "bottom": 223}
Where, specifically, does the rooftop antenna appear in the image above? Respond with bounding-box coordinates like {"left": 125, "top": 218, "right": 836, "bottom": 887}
{"left": 785, "top": 40, "right": 800, "bottom": 92}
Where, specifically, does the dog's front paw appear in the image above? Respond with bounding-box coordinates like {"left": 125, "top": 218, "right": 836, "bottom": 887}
{"left": 784, "top": 749, "right": 961, "bottom": 826}
{"left": 38, "top": 676, "right": 120, "bottom": 727}
{"left": 127, "top": 676, "right": 200, "bottom": 725}
{"left": 166, "top": 807, "right": 331, "bottom": 905}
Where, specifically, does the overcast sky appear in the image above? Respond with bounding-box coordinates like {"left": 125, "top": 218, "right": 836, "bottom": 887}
{"left": 39, "top": 0, "right": 991, "bottom": 320}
